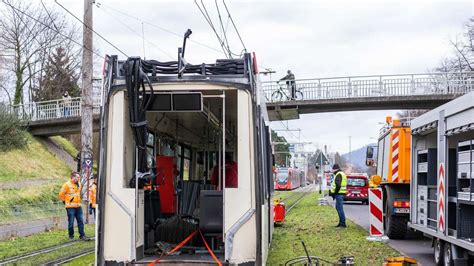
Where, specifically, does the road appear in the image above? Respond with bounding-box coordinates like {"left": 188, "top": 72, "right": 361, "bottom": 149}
{"left": 329, "top": 199, "right": 435, "bottom": 265}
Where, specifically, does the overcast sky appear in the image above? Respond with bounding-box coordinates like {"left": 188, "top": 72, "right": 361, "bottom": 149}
{"left": 57, "top": 0, "right": 473, "bottom": 154}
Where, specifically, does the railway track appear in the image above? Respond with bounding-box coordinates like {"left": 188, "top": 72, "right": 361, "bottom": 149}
{"left": 0, "top": 237, "right": 95, "bottom": 265}
{"left": 282, "top": 185, "right": 314, "bottom": 215}
{"left": 46, "top": 248, "right": 94, "bottom": 265}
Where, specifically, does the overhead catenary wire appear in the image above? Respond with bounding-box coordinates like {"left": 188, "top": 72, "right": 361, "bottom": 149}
{"left": 95, "top": 1, "right": 224, "bottom": 55}
{"left": 1, "top": 0, "right": 103, "bottom": 59}
{"left": 214, "top": 0, "right": 231, "bottom": 57}
{"left": 222, "top": 0, "right": 247, "bottom": 53}
{"left": 194, "top": 0, "right": 231, "bottom": 58}
{"left": 40, "top": 0, "right": 60, "bottom": 32}
{"left": 94, "top": 4, "right": 174, "bottom": 60}
{"left": 275, "top": 121, "right": 300, "bottom": 142}
{"left": 54, "top": 0, "right": 128, "bottom": 57}
{"left": 5, "top": 0, "right": 46, "bottom": 53}
{"left": 194, "top": 0, "right": 246, "bottom": 58}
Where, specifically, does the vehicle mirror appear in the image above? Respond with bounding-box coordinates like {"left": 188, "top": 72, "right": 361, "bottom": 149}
{"left": 366, "top": 146, "right": 374, "bottom": 159}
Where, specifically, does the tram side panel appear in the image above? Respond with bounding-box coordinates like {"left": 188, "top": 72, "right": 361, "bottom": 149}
{"left": 224, "top": 90, "right": 258, "bottom": 263}
{"left": 102, "top": 91, "right": 144, "bottom": 262}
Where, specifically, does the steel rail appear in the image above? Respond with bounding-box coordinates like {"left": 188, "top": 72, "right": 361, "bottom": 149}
{"left": 283, "top": 185, "right": 314, "bottom": 214}
{"left": 278, "top": 185, "right": 311, "bottom": 203}
{"left": 50, "top": 248, "right": 95, "bottom": 265}
{"left": 0, "top": 237, "right": 95, "bottom": 265}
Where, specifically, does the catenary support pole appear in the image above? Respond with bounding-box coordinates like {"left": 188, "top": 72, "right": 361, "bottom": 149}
{"left": 81, "top": 0, "right": 94, "bottom": 224}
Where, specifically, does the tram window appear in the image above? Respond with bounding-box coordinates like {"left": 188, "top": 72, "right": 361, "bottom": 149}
{"left": 183, "top": 159, "right": 190, "bottom": 181}
{"left": 184, "top": 148, "right": 191, "bottom": 158}
{"left": 147, "top": 147, "right": 154, "bottom": 169}
{"left": 147, "top": 133, "right": 154, "bottom": 146}
{"left": 146, "top": 132, "right": 155, "bottom": 170}
{"left": 177, "top": 146, "right": 192, "bottom": 181}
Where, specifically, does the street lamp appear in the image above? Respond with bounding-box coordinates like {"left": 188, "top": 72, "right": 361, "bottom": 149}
{"left": 348, "top": 136, "right": 352, "bottom": 167}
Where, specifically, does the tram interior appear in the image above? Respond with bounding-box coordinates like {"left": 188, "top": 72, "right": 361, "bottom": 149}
{"left": 137, "top": 89, "right": 238, "bottom": 260}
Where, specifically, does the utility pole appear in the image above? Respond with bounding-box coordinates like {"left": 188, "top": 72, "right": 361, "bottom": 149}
{"left": 81, "top": 0, "right": 94, "bottom": 224}
{"left": 260, "top": 68, "right": 276, "bottom": 82}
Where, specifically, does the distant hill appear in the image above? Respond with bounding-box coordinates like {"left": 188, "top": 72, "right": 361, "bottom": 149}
{"left": 342, "top": 143, "right": 377, "bottom": 170}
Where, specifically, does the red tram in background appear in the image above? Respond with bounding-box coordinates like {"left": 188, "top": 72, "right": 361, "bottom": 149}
{"left": 275, "top": 167, "right": 302, "bottom": 190}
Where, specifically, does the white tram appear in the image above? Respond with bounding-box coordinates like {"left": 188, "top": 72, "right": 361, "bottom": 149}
{"left": 96, "top": 53, "right": 274, "bottom": 265}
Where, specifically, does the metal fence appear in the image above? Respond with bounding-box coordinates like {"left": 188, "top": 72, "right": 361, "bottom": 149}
{"left": 262, "top": 72, "right": 474, "bottom": 102}
{"left": 0, "top": 202, "right": 93, "bottom": 240}
{"left": 0, "top": 202, "right": 64, "bottom": 225}
{"left": 11, "top": 97, "right": 101, "bottom": 122}
{"left": 6, "top": 72, "right": 474, "bottom": 121}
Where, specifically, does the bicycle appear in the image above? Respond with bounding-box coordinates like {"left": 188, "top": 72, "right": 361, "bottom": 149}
{"left": 271, "top": 81, "right": 304, "bottom": 101}
{"left": 284, "top": 241, "right": 355, "bottom": 266}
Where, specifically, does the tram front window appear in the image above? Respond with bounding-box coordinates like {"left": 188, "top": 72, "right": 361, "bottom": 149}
{"left": 277, "top": 170, "right": 289, "bottom": 185}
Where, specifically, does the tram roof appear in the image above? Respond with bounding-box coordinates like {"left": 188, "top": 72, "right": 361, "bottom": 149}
{"left": 107, "top": 54, "right": 255, "bottom": 90}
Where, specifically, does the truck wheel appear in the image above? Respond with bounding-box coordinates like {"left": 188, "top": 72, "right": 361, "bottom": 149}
{"left": 384, "top": 185, "right": 408, "bottom": 239}
{"left": 443, "top": 242, "right": 454, "bottom": 266}
{"left": 443, "top": 243, "right": 453, "bottom": 266}
{"left": 385, "top": 214, "right": 408, "bottom": 239}
{"left": 434, "top": 238, "right": 444, "bottom": 265}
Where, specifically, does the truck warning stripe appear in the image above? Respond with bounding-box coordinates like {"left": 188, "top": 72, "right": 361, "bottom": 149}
{"left": 438, "top": 163, "right": 445, "bottom": 232}
{"left": 391, "top": 129, "right": 400, "bottom": 183}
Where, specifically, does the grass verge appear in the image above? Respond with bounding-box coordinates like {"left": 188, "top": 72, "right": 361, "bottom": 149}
{"left": 267, "top": 192, "right": 399, "bottom": 265}
{"left": 0, "top": 181, "right": 63, "bottom": 207}
{"left": 12, "top": 240, "right": 94, "bottom": 265}
{"left": 0, "top": 134, "right": 70, "bottom": 182}
{"left": 63, "top": 251, "right": 95, "bottom": 266}
{"left": 50, "top": 136, "right": 79, "bottom": 158}
{"left": 0, "top": 224, "right": 95, "bottom": 260}
{"left": 49, "top": 136, "right": 98, "bottom": 172}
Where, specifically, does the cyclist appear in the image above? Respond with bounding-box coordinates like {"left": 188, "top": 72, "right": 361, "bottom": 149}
{"left": 279, "top": 70, "right": 296, "bottom": 100}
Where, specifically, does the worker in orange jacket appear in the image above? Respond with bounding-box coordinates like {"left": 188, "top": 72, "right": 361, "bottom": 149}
{"left": 89, "top": 179, "right": 97, "bottom": 218}
{"left": 59, "top": 172, "right": 85, "bottom": 240}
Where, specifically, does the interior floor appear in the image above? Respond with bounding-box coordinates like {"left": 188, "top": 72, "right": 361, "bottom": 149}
{"left": 133, "top": 253, "right": 225, "bottom": 265}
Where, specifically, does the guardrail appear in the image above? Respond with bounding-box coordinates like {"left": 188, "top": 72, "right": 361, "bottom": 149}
{"left": 262, "top": 72, "right": 474, "bottom": 102}
{"left": 7, "top": 72, "right": 474, "bottom": 122}
{"left": 11, "top": 97, "right": 101, "bottom": 122}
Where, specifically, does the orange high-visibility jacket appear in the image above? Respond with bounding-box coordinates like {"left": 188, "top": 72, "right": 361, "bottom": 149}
{"left": 89, "top": 184, "right": 97, "bottom": 208}
{"left": 59, "top": 180, "right": 82, "bottom": 208}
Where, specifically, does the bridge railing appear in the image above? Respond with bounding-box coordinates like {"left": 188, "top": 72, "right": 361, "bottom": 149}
{"left": 262, "top": 72, "right": 474, "bottom": 102}
{"left": 11, "top": 97, "right": 101, "bottom": 122}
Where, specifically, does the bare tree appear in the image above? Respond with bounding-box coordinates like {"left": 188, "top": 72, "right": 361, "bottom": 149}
{"left": 0, "top": 55, "right": 12, "bottom": 103}
{"left": 0, "top": 0, "right": 80, "bottom": 105}
{"left": 396, "top": 110, "right": 428, "bottom": 120}
{"left": 435, "top": 17, "right": 474, "bottom": 73}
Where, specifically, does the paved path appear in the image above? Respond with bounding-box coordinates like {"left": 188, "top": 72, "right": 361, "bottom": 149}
{"left": 0, "top": 179, "right": 51, "bottom": 189}
{"left": 329, "top": 199, "right": 435, "bottom": 265}
{"left": 0, "top": 213, "right": 96, "bottom": 240}
{"left": 39, "top": 137, "right": 76, "bottom": 170}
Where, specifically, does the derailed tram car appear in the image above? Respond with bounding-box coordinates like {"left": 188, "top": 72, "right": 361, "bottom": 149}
{"left": 96, "top": 53, "right": 275, "bottom": 265}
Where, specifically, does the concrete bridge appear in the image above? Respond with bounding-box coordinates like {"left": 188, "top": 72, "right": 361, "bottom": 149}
{"left": 12, "top": 97, "right": 101, "bottom": 136}
{"left": 262, "top": 72, "right": 474, "bottom": 120}
{"left": 10, "top": 72, "right": 474, "bottom": 135}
